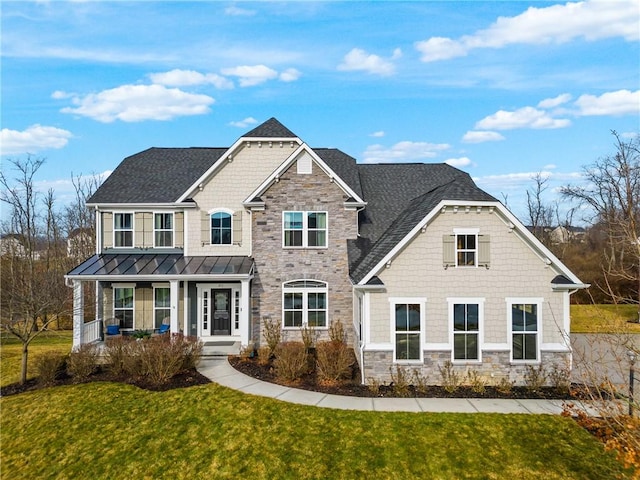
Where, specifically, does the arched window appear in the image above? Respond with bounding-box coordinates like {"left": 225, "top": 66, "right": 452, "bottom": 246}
{"left": 211, "top": 211, "right": 232, "bottom": 245}
{"left": 282, "top": 280, "right": 327, "bottom": 328}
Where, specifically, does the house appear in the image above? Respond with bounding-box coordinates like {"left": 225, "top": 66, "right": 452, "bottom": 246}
{"left": 67, "top": 227, "right": 95, "bottom": 259}
{"left": 65, "top": 118, "right": 588, "bottom": 385}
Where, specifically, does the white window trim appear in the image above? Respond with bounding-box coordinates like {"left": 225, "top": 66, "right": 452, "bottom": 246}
{"left": 507, "top": 297, "right": 543, "bottom": 364}
{"left": 153, "top": 285, "right": 171, "bottom": 329}
{"left": 453, "top": 228, "right": 479, "bottom": 268}
{"left": 282, "top": 280, "right": 329, "bottom": 330}
{"left": 113, "top": 284, "right": 135, "bottom": 331}
{"left": 208, "top": 208, "right": 234, "bottom": 246}
{"left": 390, "top": 297, "right": 426, "bottom": 364}
{"left": 153, "top": 212, "right": 175, "bottom": 248}
{"left": 113, "top": 212, "right": 134, "bottom": 248}
{"left": 448, "top": 297, "right": 484, "bottom": 363}
{"left": 282, "top": 211, "right": 328, "bottom": 249}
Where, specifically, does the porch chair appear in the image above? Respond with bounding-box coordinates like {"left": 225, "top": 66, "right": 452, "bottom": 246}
{"left": 155, "top": 317, "right": 171, "bottom": 335}
{"left": 105, "top": 318, "right": 120, "bottom": 336}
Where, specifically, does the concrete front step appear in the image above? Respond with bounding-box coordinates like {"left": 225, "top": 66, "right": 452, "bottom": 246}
{"left": 201, "top": 341, "right": 241, "bottom": 357}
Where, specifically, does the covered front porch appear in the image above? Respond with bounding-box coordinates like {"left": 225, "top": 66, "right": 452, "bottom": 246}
{"left": 65, "top": 254, "right": 254, "bottom": 351}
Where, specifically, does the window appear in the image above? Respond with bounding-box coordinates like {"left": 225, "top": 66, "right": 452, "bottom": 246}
{"left": 282, "top": 280, "right": 327, "bottom": 328}
{"left": 114, "top": 213, "right": 133, "bottom": 247}
{"left": 154, "top": 213, "right": 173, "bottom": 247}
{"left": 154, "top": 287, "right": 170, "bottom": 329}
{"left": 394, "top": 303, "right": 421, "bottom": 361}
{"left": 283, "top": 211, "right": 327, "bottom": 247}
{"left": 512, "top": 303, "right": 539, "bottom": 361}
{"left": 456, "top": 234, "right": 477, "bottom": 266}
{"left": 211, "top": 212, "right": 232, "bottom": 245}
{"left": 114, "top": 287, "right": 134, "bottom": 329}
{"left": 453, "top": 303, "right": 479, "bottom": 360}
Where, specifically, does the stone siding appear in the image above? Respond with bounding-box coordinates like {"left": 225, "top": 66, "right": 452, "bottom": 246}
{"left": 251, "top": 159, "right": 358, "bottom": 345}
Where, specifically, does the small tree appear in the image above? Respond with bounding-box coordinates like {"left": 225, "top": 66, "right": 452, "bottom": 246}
{"left": 0, "top": 157, "right": 71, "bottom": 384}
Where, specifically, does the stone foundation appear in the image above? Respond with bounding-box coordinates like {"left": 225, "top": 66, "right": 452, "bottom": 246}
{"left": 362, "top": 349, "right": 571, "bottom": 387}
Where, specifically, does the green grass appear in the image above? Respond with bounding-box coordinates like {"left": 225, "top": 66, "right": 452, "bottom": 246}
{"left": 0, "top": 326, "right": 631, "bottom": 479}
{"left": 571, "top": 304, "right": 640, "bottom": 333}
{"left": 0, "top": 330, "right": 72, "bottom": 386}
{"left": 1, "top": 382, "right": 627, "bottom": 479}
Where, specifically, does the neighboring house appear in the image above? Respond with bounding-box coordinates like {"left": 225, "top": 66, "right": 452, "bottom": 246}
{"left": 550, "top": 225, "right": 586, "bottom": 244}
{"left": 66, "top": 118, "right": 588, "bottom": 385}
{"left": 0, "top": 234, "right": 26, "bottom": 257}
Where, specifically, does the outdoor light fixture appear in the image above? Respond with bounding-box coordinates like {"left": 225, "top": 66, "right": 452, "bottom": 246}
{"left": 627, "top": 350, "right": 637, "bottom": 417}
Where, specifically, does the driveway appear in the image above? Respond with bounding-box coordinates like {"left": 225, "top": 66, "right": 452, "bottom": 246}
{"left": 571, "top": 333, "right": 639, "bottom": 402}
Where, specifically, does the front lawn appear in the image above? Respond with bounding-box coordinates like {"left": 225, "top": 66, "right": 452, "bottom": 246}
{"left": 0, "top": 330, "right": 73, "bottom": 386}
{"left": 0, "top": 382, "right": 627, "bottom": 479}
{"left": 571, "top": 304, "right": 640, "bottom": 333}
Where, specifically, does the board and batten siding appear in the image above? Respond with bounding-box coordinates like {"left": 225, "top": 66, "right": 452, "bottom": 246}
{"left": 100, "top": 211, "right": 185, "bottom": 250}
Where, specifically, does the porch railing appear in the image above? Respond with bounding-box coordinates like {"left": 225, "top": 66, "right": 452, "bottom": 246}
{"left": 82, "top": 319, "right": 103, "bottom": 344}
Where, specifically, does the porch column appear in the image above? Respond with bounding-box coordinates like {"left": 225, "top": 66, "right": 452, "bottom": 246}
{"left": 170, "top": 280, "right": 179, "bottom": 334}
{"left": 95, "top": 281, "right": 104, "bottom": 322}
{"left": 72, "top": 280, "right": 84, "bottom": 350}
{"left": 240, "top": 278, "right": 250, "bottom": 346}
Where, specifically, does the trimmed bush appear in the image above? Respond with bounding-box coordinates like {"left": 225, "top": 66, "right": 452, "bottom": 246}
{"left": 316, "top": 341, "right": 354, "bottom": 383}
{"left": 274, "top": 342, "right": 308, "bottom": 382}
{"left": 35, "top": 352, "right": 67, "bottom": 386}
{"left": 67, "top": 344, "right": 99, "bottom": 382}
{"left": 104, "top": 335, "right": 136, "bottom": 376}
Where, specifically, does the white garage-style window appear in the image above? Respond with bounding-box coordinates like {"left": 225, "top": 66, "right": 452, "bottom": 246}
{"left": 509, "top": 299, "right": 542, "bottom": 362}
{"left": 282, "top": 280, "right": 328, "bottom": 328}
{"left": 391, "top": 298, "right": 425, "bottom": 362}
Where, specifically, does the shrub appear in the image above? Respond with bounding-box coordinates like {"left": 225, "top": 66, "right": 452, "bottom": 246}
{"left": 438, "top": 360, "right": 462, "bottom": 394}
{"left": 35, "top": 352, "right": 67, "bottom": 386}
{"left": 256, "top": 345, "right": 271, "bottom": 366}
{"left": 316, "top": 341, "right": 354, "bottom": 383}
{"left": 67, "top": 344, "right": 99, "bottom": 382}
{"left": 466, "top": 370, "right": 487, "bottom": 394}
{"left": 274, "top": 342, "right": 308, "bottom": 382}
{"left": 548, "top": 362, "right": 571, "bottom": 394}
{"left": 299, "top": 325, "right": 317, "bottom": 351}
{"left": 495, "top": 376, "right": 515, "bottom": 395}
{"left": 328, "top": 319, "right": 346, "bottom": 344}
{"left": 239, "top": 341, "right": 256, "bottom": 359}
{"left": 262, "top": 317, "right": 282, "bottom": 357}
{"left": 411, "top": 369, "right": 430, "bottom": 396}
{"left": 524, "top": 364, "right": 547, "bottom": 392}
{"left": 104, "top": 335, "right": 136, "bottom": 376}
{"left": 389, "top": 365, "right": 411, "bottom": 397}
{"left": 176, "top": 334, "right": 203, "bottom": 370}
{"left": 367, "top": 377, "right": 382, "bottom": 395}
{"left": 137, "top": 335, "right": 184, "bottom": 385}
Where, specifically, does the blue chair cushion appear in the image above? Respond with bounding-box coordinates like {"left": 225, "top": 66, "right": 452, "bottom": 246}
{"left": 106, "top": 325, "right": 120, "bottom": 335}
{"left": 158, "top": 324, "right": 170, "bottom": 334}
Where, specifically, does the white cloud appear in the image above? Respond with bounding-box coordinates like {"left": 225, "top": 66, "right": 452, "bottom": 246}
{"left": 369, "top": 131, "right": 385, "bottom": 138}
{"left": 462, "top": 130, "right": 505, "bottom": 143}
{"left": 416, "top": 0, "right": 639, "bottom": 62}
{"left": 538, "top": 93, "right": 572, "bottom": 109}
{"left": 543, "top": 164, "right": 557, "bottom": 170}
{"left": 574, "top": 89, "right": 640, "bottom": 116}
{"left": 475, "top": 107, "right": 571, "bottom": 130}
{"left": 445, "top": 157, "right": 473, "bottom": 168}
{"left": 337, "top": 48, "right": 398, "bottom": 76}
{"left": 1, "top": 124, "right": 73, "bottom": 155}
{"left": 362, "top": 141, "right": 449, "bottom": 164}
{"left": 149, "top": 69, "right": 233, "bottom": 89}
{"left": 229, "top": 117, "right": 258, "bottom": 128}
{"left": 221, "top": 65, "right": 278, "bottom": 87}
{"left": 224, "top": 5, "right": 256, "bottom": 16}
{"left": 51, "top": 90, "right": 74, "bottom": 100}
{"left": 279, "top": 68, "right": 301, "bottom": 82}
{"left": 60, "top": 84, "right": 214, "bottom": 123}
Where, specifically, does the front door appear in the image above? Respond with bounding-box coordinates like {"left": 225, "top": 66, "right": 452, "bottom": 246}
{"left": 212, "top": 289, "right": 231, "bottom": 335}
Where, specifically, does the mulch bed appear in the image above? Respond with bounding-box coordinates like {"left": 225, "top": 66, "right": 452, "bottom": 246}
{"left": 0, "top": 367, "right": 212, "bottom": 397}
{"left": 229, "top": 355, "right": 591, "bottom": 400}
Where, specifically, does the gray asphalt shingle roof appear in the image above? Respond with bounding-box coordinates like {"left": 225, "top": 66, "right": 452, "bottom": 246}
{"left": 87, "top": 118, "right": 501, "bottom": 284}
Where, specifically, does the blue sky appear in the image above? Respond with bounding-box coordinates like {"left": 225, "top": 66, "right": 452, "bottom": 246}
{"left": 2, "top": 0, "right": 638, "bottom": 223}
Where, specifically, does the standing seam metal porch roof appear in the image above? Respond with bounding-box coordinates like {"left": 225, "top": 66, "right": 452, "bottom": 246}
{"left": 66, "top": 254, "right": 254, "bottom": 278}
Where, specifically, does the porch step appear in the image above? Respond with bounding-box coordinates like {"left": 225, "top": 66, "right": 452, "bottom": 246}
{"left": 201, "top": 341, "right": 241, "bottom": 357}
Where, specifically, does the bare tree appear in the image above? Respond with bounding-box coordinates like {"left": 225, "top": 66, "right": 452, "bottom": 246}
{"left": 526, "top": 172, "right": 555, "bottom": 246}
{"left": 0, "top": 157, "right": 71, "bottom": 384}
{"left": 64, "top": 172, "right": 100, "bottom": 260}
{"left": 561, "top": 131, "right": 640, "bottom": 321}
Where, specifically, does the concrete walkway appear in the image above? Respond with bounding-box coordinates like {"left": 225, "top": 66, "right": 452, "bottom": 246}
{"left": 198, "top": 358, "right": 593, "bottom": 415}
